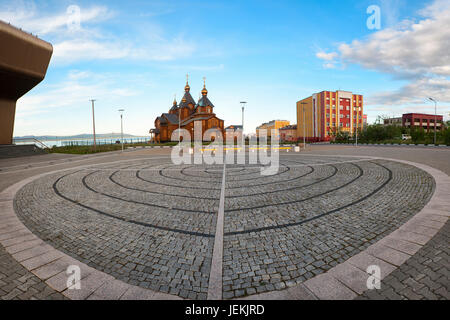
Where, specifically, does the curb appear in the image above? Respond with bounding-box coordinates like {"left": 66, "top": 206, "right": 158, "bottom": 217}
{"left": 333, "top": 143, "right": 450, "bottom": 148}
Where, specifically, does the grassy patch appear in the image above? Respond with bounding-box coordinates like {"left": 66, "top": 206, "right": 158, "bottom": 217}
{"left": 49, "top": 144, "right": 125, "bottom": 154}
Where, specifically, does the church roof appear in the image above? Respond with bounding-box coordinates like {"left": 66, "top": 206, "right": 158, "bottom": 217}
{"left": 162, "top": 113, "right": 179, "bottom": 124}
{"left": 156, "top": 116, "right": 167, "bottom": 124}
{"left": 179, "top": 91, "right": 196, "bottom": 108}
{"left": 180, "top": 115, "right": 216, "bottom": 126}
{"left": 196, "top": 95, "right": 215, "bottom": 108}
{"left": 170, "top": 97, "right": 178, "bottom": 111}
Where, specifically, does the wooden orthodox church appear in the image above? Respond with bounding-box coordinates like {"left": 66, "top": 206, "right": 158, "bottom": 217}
{"left": 150, "top": 77, "right": 224, "bottom": 142}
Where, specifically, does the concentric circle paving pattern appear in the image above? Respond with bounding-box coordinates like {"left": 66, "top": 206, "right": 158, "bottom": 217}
{"left": 13, "top": 155, "right": 435, "bottom": 299}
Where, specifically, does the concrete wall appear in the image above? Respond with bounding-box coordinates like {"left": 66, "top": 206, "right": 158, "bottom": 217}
{"left": 0, "top": 20, "right": 53, "bottom": 144}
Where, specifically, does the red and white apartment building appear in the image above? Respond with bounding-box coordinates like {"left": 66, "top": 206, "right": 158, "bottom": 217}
{"left": 296, "top": 90, "right": 366, "bottom": 142}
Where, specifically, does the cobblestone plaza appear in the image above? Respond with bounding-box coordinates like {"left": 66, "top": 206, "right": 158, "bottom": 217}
{"left": 2, "top": 148, "right": 446, "bottom": 300}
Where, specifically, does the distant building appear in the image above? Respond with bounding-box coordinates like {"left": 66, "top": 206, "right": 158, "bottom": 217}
{"left": 297, "top": 90, "right": 364, "bottom": 142}
{"left": 363, "top": 114, "right": 368, "bottom": 126}
{"left": 402, "top": 113, "right": 444, "bottom": 132}
{"left": 225, "top": 125, "right": 242, "bottom": 132}
{"left": 381, "top": 113, "right": 444, "bottom": 132}
{"left": 279, "top": 125, "right": 297, "bottom": 142}
{"left": 256, "top": 120, "right": 290, "bottom": 138}
{"left": 383, "top": 117, "right": 402, "bottom": 126}
{"left": 224, "top": 125, "right": 243, "bottom": 142}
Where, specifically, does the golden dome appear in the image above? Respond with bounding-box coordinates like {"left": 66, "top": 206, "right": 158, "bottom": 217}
{"left": 201, "top": 76, "right": 208, "bottom": 96}
{"left": 185, "top": 73, "right": 190, "bottom": 92}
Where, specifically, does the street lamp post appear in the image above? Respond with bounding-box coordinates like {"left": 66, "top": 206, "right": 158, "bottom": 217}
{"left": 174, "top": 94, "right": 181, "bottom": 142}
{"left": 90, "top": 99, "right": 97, "bottom": 151}
{"left": 118, "top": 109, "right": 124, "bottom": 152}
{"left": 240, "top": 101, "right": 247, "bottom": 146}
{"left": 429, "top": 97, "right": 437, "bottom": 145}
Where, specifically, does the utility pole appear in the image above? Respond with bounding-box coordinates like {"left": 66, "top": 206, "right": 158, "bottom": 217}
{"left": 429, "top": 97, "right": 437, "bottom": 145}
{"left": 118, "top": 109, "right": 124, "bottom": 152}
{"left": 240, "top": 101, "right": 247, "bottom": 146}
{"left": 301, "top": 102, "right": 307, "bottom": 150}
{"left": 90, "top": 99, "right": 97, "bottom": 151}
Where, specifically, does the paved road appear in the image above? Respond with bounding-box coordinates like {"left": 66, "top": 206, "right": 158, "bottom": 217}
{"left": 304, "top": 144, "right": 450, "bottom": 175}
{"left": 305, "top": 145, "right": 449, "bottom": 300}
{"left": 1, "top": 149, "right": 166, "bottom": 300}
{"left": 0, "top": 145, "right": 448, "bottom": 300}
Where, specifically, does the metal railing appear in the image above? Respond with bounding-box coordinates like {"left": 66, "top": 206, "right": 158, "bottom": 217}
{"left": 60, "top": 137, "right": 149, "bottom": 146}
{"left": 12, "top": 137, "right": 150, "bottom": 148}
{"left": 12, "top": 138, "right": 50, "bottom": 149}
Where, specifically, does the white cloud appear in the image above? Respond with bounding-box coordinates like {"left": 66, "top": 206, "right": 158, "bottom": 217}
{"left": 322, "top": 63, "right": 336, "bottom": 69}
{"left": 16, "top": 71, "right": 139, "bottom": 117}
{"left": 0, "top": 3, "right": 112, "bottom": 36}
{"left": 367, "top": 77, "right": 450, "bottom": 105}
{"left": 164, "top": 64, "right": 225, "bottom": 72}
{"left": 316, "top": 0, "right": 450, "bottom": 106}
{"left": 67, "top": 70, "right": 95, "bottom": 80}
{"left": 338, "top": 10, "right": 450, "bottom": 78}
{"left": 52, "top": 40, "right": 132, "bottom": 62}
{"left": 0, "top": 1, "right": 196, "bottom": 63}
{"left": 316, "top": 51, "right": 338, "bottom": 61}
{"left": 129, "top": 38, "right": 196, "bottom": 61}
{"left": 50, "top": 37, "right": 196, "bottom": 64}
{"left": 316, "top": 51, "right": 338, "bottom": 69}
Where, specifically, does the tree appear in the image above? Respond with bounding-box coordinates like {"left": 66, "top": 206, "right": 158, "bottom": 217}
{"left": 443, "top": 127, "right": 450, "bottom": 145}
{"left": 384, "top": 125, "right": 402, "bottom": 140}
{"left": 334, "top": 128, "right": 350, "bottom": 142}
{"left": 410, "top": 127, "right": 425, "bottom": 143}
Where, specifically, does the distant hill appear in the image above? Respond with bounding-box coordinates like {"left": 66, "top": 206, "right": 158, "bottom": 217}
{"left": 14, "top": 133, "right": 143, "bottom": 140}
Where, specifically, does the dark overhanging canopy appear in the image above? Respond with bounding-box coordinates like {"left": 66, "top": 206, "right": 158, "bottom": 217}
{"left": 0, "top": 20, "right": 53, "bottom": 145}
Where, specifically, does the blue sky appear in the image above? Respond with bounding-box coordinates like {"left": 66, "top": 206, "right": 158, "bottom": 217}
{"left": 2, "top": 0, "right": 449, "bottom": 136}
